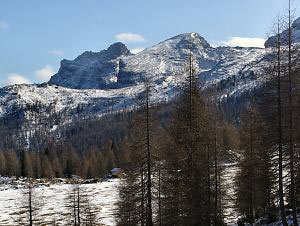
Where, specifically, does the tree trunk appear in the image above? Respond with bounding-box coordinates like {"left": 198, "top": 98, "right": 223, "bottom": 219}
{"left": 249, "top": 113, "right": 254, "bottom": 225}
{"left": 287, "top": 1, "right": 298, "bottom": 225}
{"left": 29, "top": 186, "right": 33, "bottom": 226}
{"left": 158, "top": 161, "right": 162, "bottom": 226}
{"left": 277, "top": 21, "right": 288, "bottom": 226}
{"left": 77, "top": 187, "right": 81, "bottom": 225}
{"left": 74, "top": 190, "right": 77, "bottom": 226}
{"left": 207, "top": 145, "right": 211, "bottom": 226}
{"left": 146, "top": 84, "right": 153, "bottom": 226}
{"left": 141, "top": 170, "right": 145, "bottom": 226}
{"left": 214, "top": 121, "right": 218, "bottom": 226}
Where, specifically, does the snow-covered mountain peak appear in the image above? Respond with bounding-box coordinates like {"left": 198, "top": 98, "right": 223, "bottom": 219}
{"left": 48, "top": 32, "right": 215, "bottom": 90}
{"left": 161, "top": 32, "right": 210, "bottom": 49}
{"left": 70, "top": 42, "right": 130, "bottom": 65}
{"left": 0, "top": 32, "right": 270, "bottom": 124}
{"left": 45, "top": 31, "right": 266, "bottom": 93}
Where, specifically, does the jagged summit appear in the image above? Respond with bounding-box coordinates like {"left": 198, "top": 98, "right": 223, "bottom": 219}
{"left": 106, "top": 42, "right": 131, "bottom": 59}
{"left": 71, "top": 42, "right": 130, "bottom": 65}
{"left": 163, "top": 32, "right": 211, "bottom": 49}
{"left": 48, "top": 42, "right": 130, "bottom": 89}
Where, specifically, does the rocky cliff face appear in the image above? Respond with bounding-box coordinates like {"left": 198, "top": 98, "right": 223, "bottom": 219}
{"left": 48, "top": 42, "right": 131, "bottom": 89}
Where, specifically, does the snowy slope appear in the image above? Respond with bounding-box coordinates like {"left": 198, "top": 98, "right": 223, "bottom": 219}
{"left": 0, "top": 32, "right": 268, "bottom": 122}
{"left": 0, "top": 83, "right": 145, "bottom": 118}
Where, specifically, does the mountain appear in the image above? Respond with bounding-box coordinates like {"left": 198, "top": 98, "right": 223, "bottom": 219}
{"left": 264, "top": 17, "right": 300, "bottom": 48}
{"left": 0, "top": 32, "right": 269, "bottom": 124}
{"left": 49, "top": 32, "right": 266, "bottom": 91}
{"left": 49, "top": 42, "right": 131, "bottom": 89}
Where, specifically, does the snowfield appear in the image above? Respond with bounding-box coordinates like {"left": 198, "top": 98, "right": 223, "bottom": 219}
{"left": 0, "top": 179, "right": 120, "bottom": 226}
{"left": 1, "top": 169, "right": 299, "bottom": 225}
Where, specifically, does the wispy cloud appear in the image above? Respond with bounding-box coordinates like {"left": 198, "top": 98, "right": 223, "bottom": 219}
{"left": 115, "top": 33, "right": 145, "bottom": 43}
{"left": 2, "top": 73, "right": 31, "bottom": 86}
{"left": 0, "top": 20, "right": 8, "bottom": 29}
{"left": 35, "top": 65, "right": 55, "bottom": 81}
{"left": 131, "top": 47, "right": 145, "bottom": 54}
{"left": 219, "top": 37, "right": 266, "bottom": 48}
{"left": 48, "top": 50, "right": 64, "bottom": 56}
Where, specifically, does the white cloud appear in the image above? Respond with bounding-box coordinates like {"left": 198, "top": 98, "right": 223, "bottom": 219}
{"left": 130, "top": 47, "right": 145, "bottom": 54}
{"left": 35, "top": 65, "right": 55, "bottom": 81}
{"left": 0, "top": 20, "right": 8, "bottom": 29}
{"left": 115, "top": 33, "right": 145, "bottom": 43}
{"left": 48, "top": 50, "right": 64, "bottom": 56}
{"left": 219, "top": 37, "right": 266, "bottom": 48}
{"left": 2, "top": 73, "right": 31, "bottom": 86}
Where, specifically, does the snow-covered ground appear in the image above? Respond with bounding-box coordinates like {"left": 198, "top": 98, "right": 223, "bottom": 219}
{"left": 1, "top": 173, "right": 299, "bottom": 225}
{"left": 223, "top": 163, "right": 240, "bottom": 225}
{"left": 0, "top": 179, "right": 120, "bottom": 225}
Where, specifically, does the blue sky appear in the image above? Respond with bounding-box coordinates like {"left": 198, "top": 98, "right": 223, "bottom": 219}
{"left": 0, "top": 0, "right": 299, "bottom": 87}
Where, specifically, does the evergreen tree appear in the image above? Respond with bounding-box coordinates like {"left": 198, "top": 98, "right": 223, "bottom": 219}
{"left": 117, "top": 77, "right": 155, "bottom": 225}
